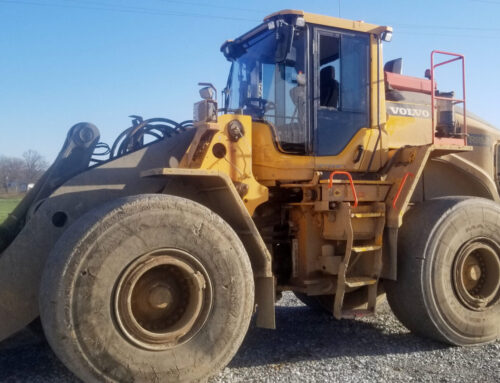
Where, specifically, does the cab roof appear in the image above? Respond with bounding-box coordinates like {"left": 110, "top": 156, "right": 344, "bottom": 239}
{"left": 221, "top": 9, "right": 392, "bottom": 56}
{"left": 264, "top": 9, "right": 392, "bottom": 36}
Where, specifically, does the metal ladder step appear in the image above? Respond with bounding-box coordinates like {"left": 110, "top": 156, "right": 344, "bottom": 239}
{"left": 352, "top": 245, "right": 382, "bottom": 253}
{"left": 345, "top": 277, "right": 377, "bottom": 288}
{"left": 351, "top": 212, "right": 384, "bottom": 218}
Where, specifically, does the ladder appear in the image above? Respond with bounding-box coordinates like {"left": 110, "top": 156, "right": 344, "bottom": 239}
{"left": 332, "top": 202, "right": 385, "bottom": 319}
{"left": 326, "top": 172, "right": 386, "bottom": 319}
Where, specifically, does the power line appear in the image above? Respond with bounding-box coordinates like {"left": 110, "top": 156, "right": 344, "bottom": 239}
{"left": 69, "top": 0, "right": 259, "bottom": 21}
{"left": 469, "top": 0, "right": 500, "bottom": 4}
{"left": 396, "top": 31, "right": 496, "bottom": 39}
{"left": 2, "top": 1, "right": 497, "bottom": 38}
{"left": 0, "top": 0, "right": 260, "bottom": 23}
{"left": 155, "top": 0, "right": 263, "bottom": 14}
{"left": 395, "top": 23, "right": 500, "bottom": 32}
{"left": 80, "top": 0, "right": 265, "bottom": 14}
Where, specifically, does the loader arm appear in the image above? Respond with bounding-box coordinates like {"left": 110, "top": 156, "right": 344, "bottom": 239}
{"left": 0, "top": 122, "right": 100, "bottom": 254}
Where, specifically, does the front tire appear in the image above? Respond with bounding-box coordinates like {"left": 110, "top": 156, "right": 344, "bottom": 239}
{"left": 385, "top": 197, "right": 500, "bottom": 345}
{"left": 40, "top": 194, "right": 254, "bottom": 382}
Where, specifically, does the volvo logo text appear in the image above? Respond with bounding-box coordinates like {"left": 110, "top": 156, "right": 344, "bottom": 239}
{"left": 388, "top": 105, "right": 430, "bottom": 118}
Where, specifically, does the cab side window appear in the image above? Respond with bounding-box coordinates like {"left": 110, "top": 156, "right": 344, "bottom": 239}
{"left": 315, "top": 30, "right": 370, "bottom": 156}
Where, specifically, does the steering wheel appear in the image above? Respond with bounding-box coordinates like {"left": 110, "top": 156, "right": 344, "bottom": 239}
{"left": 245, "top": 97, "right": 267, "bottom": 109}
{"left": 244, "top": 98, "right": 275, "bottom": 115}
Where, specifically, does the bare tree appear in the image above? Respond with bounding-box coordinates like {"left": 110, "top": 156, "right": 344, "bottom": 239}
{"left": 0, "top": 151, "right": 48, "bottom": 193}
{"left": 22, "top": 150, "right": 48, "bottom": 184}
{"left": 0, "top": 156, "right": 25, "bottom": 193}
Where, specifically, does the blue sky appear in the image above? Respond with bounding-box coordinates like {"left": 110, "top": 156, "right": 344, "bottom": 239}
{"left": 1, "top": 0, "right": 499, "bottom": 162}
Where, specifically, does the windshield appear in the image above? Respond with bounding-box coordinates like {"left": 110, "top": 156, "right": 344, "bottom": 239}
{"left": 225, "top": 24, "right": 307, "bottom": 153}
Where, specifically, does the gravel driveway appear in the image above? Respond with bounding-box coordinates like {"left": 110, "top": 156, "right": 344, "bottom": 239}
{"left": 0, "top": 292, "right": 498, "bottom": 382}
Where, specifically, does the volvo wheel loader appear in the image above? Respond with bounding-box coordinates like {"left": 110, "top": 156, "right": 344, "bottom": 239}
{"left": 1, "top": 9, "right": 499, "bottom": 382}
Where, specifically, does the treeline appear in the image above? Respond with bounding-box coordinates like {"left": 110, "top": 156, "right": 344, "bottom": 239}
{"left": 0, "top": 150, "right": 48, "bottom": 193}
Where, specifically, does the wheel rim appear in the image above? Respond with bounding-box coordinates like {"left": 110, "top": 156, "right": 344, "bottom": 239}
{"left": 114, "top": 248, "right": 213, "bottom": 351}
{"left": 453, "top": 238, "right": 500, "bottom": 311}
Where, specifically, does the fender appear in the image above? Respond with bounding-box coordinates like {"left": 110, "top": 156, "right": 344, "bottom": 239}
{"left": 143, "top": 167, "right": 275, "bottom": 330}
{"left": 424, "top": 155, "right": 499, "bottom": 202}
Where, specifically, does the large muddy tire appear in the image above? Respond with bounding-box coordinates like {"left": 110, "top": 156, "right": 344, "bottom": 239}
{"left": 385, "top": 197, "right": 500, "bottom": 345}
{"left": 39, "top": 194, "right": 254, "bottom": 383}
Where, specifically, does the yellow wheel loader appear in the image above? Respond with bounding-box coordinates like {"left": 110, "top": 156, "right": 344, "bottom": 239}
{"left": 0, "top": 9, "right": 499, "bottom": 382}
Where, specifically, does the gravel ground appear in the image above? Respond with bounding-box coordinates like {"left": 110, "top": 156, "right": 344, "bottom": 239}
{"left": 0, "top": 292, "right": 498, "bottom": 382}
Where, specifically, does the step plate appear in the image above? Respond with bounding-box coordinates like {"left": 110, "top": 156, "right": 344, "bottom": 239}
{"left": 345, "top": 277, "right": 377, "bottom": 287}
{"left": 352, "top": 245, "right": 382, "bottom": 253}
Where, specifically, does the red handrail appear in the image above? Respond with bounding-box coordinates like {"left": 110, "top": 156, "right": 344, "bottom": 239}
{"left": 392, "top": 172, "right": 415, "bottom": 209}
{"left": 328, "top": 171, "right": 358, "bottom": 207}
{"left": 430, "top": 50, "right": 467, "bottom": 146}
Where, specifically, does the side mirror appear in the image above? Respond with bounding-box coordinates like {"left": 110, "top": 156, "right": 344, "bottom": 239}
{"left": 199, "top": 87, "right": 214, "bottom": 100}
{"left": 198, "top": 82, "right": 217, "bottom": 100}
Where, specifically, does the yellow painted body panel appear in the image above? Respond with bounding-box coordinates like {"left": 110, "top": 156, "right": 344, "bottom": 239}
{"left": 367, "top": 34, "right": 389, "bottom": 170}
{"left": 181, "top": 114, "right": 269, "bottom": 215}
{"left": 252, "top": 121, "right": 376, "bottom": 184}
{"left": 371, "top": 34, "right": 387, "bottom": 130}
{"left": 386, "top": 114, "right": 432, "bottom": 148}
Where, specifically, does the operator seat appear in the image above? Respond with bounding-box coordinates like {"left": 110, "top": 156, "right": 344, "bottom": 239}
{"left": 320, "top": 66, "right": 339, "bottom": 108}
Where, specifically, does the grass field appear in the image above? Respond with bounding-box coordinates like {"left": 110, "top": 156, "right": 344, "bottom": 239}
{"left": 0, "top": 198, "right": 21, "bottom": 224}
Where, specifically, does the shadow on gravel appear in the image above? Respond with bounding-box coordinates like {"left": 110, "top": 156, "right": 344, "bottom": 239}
{"left": 229, "top": 304, "right": 449, "bottom": 369}
{"left": 0, "top": 301, "right": 450, "bottom": 381}
{"left": 0, "top": 329, "right": 78, "bottom": 383}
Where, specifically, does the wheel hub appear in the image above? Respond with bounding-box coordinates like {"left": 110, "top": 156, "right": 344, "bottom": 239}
{"left": 148, "top": 285, "right": 173, "bottom": 309}
{"left": 114, "top": 249, "right": 213, "bottom": 351}
{"left": 466, "top": 264, "right": 481, "bottom": 282}
{"left": 453, "top": 238, "right": 500, "bottom": 311}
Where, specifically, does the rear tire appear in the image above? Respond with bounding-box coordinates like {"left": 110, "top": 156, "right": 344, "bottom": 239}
{"left": 40, "top": 194, "right": 254, "bottom": 382}
{"left": 385, "top": 197, "right": 500, "bottom": 345}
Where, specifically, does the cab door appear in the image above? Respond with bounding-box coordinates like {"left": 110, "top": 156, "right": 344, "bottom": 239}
{"left": 312, "top": 27, "right": 374, "bottom": 167}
